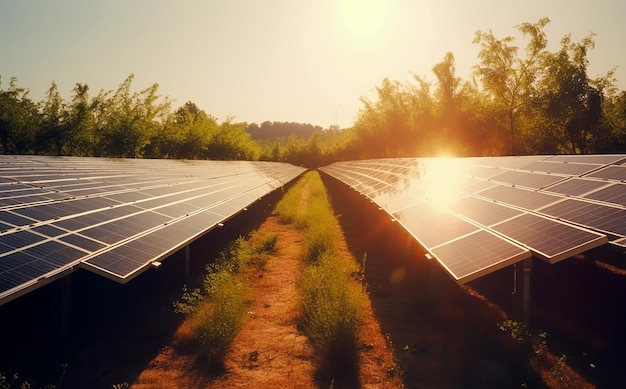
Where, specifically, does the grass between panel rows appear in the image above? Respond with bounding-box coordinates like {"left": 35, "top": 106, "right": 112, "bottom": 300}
{"left": 173, "top": 232, "right": 277, "bottom": 369}
{"left": 275, "top": 171, "right": 368, "bottom": 379}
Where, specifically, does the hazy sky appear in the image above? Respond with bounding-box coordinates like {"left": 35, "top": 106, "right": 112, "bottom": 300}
{"left": 1, "top": 0, "right": 625, "bottom": 128}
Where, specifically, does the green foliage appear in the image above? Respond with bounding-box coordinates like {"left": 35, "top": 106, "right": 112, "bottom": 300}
{"left": 279, "top": 171, "right": 366, "bottom": 371}
{"left": 4, "top": 16, "right": 626, "bottom": 161}
{"left": 299, "top": 251, "right": 366, "bottom": 361}
{"left": 498, "top": 319, "right": 531, "bottom": 344}
{"left": 207, "top": 120, "right": 260, "bottom": 160}
{"left": 193, "top": 269, "right": 250, "bottom": 365}
{"left": 0, "top": 366, "right": 65, "bottom": 389}
{"left": 302, "top": 199, "right": 338, "bottom": 263}
{"left": 0, "top": 77, "right": 38, "bottom": 154}
{"left": 274, "top": 174, "right": 309, "bottom": 226}
{"left": 498, "top": 320, "right": 575, "bottom": 386}
{"left": 173, "top": 232, "right": 277, "bottom": 367}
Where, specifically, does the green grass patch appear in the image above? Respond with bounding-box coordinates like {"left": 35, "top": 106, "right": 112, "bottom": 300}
{"left": 173, "top": 232, "right": 277, "bottom": 368}
{"left": 299, "top": 251, "right": 367, "bottom": 365}
{"left": 274, "top": 174, "right": 309, "bottom": 227}
{"left": 276, "top": 170, "right": 367, "bottom": 377}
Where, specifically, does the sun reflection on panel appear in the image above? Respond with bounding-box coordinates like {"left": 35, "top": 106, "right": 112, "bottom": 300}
{"left": 420, "top": 157, "right": 467, "bottom": 210}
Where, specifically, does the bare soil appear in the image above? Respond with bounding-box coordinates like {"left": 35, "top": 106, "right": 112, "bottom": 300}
{"left": 132, "top": 182, "right": 403, "bottom": 388}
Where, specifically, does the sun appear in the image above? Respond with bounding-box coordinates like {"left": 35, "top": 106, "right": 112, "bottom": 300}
{"left": 338, "top": 0, "right": 390, "bottom": 39}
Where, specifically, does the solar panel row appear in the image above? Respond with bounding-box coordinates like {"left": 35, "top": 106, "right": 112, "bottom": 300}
{"left": 0, "top": 156, "right": 305, "bottom": 305}
{"left": 320, "top": 155, "right": 622, "bottom": 283}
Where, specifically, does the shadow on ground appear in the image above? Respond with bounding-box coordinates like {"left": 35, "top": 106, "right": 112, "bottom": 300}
{"left": 0, "top": 191, "right": 282, "bottom": 389}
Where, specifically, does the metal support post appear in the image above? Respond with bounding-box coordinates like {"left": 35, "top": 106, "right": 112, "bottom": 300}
{"left": 522, "top": 257, "right": 532, "bottom": 325}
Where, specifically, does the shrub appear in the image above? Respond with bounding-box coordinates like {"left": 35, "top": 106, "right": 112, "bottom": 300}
{"left": 193, "top": 270, "right": 250, "bottom": 366}
{"left": 173, "top": 232, "right": 276, "bottom": 367}
{"left": 299, "top": 251, "right": 366, "bottom": 368}
{"left": 274, "top": 174, "right": 309, "bottom": 227}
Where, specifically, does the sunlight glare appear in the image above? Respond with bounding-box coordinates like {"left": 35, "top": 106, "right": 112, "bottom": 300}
{"left": 422, "top": 157, "right": 465, "bottom": 210}
{"left": 338, "top": 0, "right": 390, "bottom": 39}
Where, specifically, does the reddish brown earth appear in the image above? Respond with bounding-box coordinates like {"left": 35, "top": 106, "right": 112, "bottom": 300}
{"left": 132, "top": 186, "right": 404, "bottom": 388}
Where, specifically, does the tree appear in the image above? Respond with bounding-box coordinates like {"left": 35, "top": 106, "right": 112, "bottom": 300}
{"left": 65, "top": 83, "right": 97, "bottom": 156}
{"left": 538, "top": 33, "right": 609, "bottom": 154}
{"left": 0, "top": 77, "right": 38, "bottom": 154}
{"left": 174, "top": 101, "right": 218, "bottom": 159}
{"left": 601, "top": 90, "right": 626, "bottom": 152}
{"left": 207, "top": 119, "right": 260, "bottom": 160}
{"left": 37, "top": 81, "right": 67, "bottom": 155}
{"left": 473, "top": 17, "right": 550, "bottom": 154}
{"left": 354, "top": 78, "right": 416, "bottom": 158}
{"left": 97, "top": 75, "right": 170, "bottom": 158}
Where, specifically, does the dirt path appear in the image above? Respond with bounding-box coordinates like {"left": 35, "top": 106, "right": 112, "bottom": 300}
{"left": 208, "top": 216, "right": 317, "bottom": 388}
{"left": 132, "top": 184, "right": 402, "bottom": 388}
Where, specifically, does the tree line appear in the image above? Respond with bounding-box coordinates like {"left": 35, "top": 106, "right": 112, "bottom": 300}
{"left": 348, "top": 18, "right": 626, "bottom": 159}
{"left": 1, "top": 18, "right": 625, "bottom": 167}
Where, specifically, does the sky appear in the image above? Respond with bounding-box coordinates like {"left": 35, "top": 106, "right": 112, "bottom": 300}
{"left": 1, "top": 0, "right": 625, "bottom": 129}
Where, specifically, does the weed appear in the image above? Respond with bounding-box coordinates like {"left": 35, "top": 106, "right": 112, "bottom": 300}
{"left": 173, "top": 233, "right": 268, "bottom": 368}
{"left": 498, "top": 319, "right": 530, "bottom": 344}
{"left": 274, "top": 174, "right": 309, "bottom": 226}
{"left": 289, "top": 172, "right": 367, "bottom": 373}
{"left": 550, "top": 354, "right": 569, "bottom": 384}
{"left": 498, "top": 320, "right": 578, "bottom": 387}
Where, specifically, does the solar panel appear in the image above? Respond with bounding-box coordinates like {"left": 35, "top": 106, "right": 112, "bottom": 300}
{"left": 478, "top": 185, "right": 563, "bottom": 210}
{"left": 548, "top": 154, "right": 626, "bottom": 164}
{"left": 539, "top": 199, "right": 626, "bottom": 237}
{"left": 585, "top": 165, "right": 626, "bottom": 181}
{"left": 430, "top": 230, "right": 531, "bottom": 283}
{"left": 451, "top": 196, "right": 522, "bottom": 226}
{"left": 543, "top": 178, "right": 609, "bottom": 196}
{"left": 490, "top": 213, "right": 607, "bottom": 263}
{"left": 0, "top": 156, "right": 305, "bottom": 305}
{"left": 488, "top": 170, "right": 564, "bottom": 189}
{"left": 321, "top": 154, "right": 623, "bottom": 284}
{"left": 518, "top": 160, "right": 601, "bottom": 176}
{"left": 392, "top": 202, "right": 479, "bottom": 248}
{"left": 583, "top": 183, "right": 626, "bottom": 206}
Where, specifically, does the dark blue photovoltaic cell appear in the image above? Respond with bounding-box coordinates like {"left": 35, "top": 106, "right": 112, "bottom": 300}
{"left": 0, "top": 211, "right": 35, "bottom": 227}
{"left": 584, "top": 183, "right": 626, "bottom": 206}
{"left": 430, "top": 230, "right": 530, "bottom": 282}
{"left": 520, "top": 161, "right": 600, "bottom": 176}
{"left": 491, "top": 214, "right": 606, "bottom": 262}
{"left": 22, "top": 241, "right": 85, "bottom": 267}
{"left": 488, "top": 170, "right": 564, "bottom": 189}
{"left": 479, "top": 185, "right": 563, "bottom": 210}
{"left": 586, "top": 165, "right": 626, "bottom": 181}
{"left": 0, "top": 231, "right": 45, "bottom": 253}
{"left": 540, "top": 199, "right": 626, "bottom": 236}
{"left": 543, "top": 178, "right": 608, "bottom": 196}
{"left": 60, "top": 234, "right": 106, "bottom": 252}
{"left": 0, "top": 254, "right": 57, "bottom": 293}
{"left": 549, "top": 154, "right": 626, "bottom": 164}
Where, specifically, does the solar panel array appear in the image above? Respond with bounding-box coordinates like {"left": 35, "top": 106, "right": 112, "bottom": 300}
{"left": 320, "top": 155, "right": 625, "bottom": 283}
{"left": 0, "top": 156, "right": 305, "bottom": 305}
